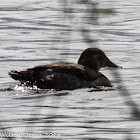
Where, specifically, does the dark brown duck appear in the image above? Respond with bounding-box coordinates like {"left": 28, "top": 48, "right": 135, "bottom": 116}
{"left": 9, "top": 48, "right": 120, "bottom": 90}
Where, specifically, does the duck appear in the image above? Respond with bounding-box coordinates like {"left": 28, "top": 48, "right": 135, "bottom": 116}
{"left": 9, "top": 48, "right": 120, "bottom": 90}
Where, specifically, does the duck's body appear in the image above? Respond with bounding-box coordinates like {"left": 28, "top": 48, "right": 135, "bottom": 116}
{"left": 9, "top": 48, "right": 120, "bottom": 90}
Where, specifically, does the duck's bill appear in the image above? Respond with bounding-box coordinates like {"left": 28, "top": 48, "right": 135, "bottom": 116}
{"left": 107, "top": 60, "right": 122, "bottom": 68}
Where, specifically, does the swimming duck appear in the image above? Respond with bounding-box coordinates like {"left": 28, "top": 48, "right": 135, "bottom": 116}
{"left": 9, "top": 48, "right": 120, "bottom": 90}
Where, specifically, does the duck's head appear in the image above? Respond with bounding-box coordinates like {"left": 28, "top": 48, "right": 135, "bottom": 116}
{"left": 78, "top": 48, "right": 120, "bottom": 73}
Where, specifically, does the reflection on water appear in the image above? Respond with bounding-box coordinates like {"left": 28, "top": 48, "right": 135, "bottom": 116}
{"left": 0, "top": 0, "right": 140, "bottom": 139}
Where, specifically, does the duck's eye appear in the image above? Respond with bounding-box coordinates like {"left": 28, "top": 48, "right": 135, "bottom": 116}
{"left": 96, "top": 55, "right": 106, "bottom": 67}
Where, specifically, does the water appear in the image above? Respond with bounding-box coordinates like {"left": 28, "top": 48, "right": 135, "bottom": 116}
{"left": 0, "top": 0, "right": 140, "bottom": 139}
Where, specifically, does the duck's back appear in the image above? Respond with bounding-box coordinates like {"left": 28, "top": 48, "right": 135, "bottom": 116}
{"left": 9, "top": 62, "right": 98, "bottom": 89}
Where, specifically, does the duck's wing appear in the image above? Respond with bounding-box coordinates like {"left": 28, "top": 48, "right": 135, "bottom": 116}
{"left": 30, "top": 62, "right": 97, "bottom": 89}
{"left": 32, "top": 62, "right": 97, "bottom": 82}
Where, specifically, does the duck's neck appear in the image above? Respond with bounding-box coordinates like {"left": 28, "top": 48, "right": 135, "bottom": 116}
{"left": 78, "top": 58, "right": 100, "bottom": 74}
{"left": 78, "top": 49, "right": 104, "bottom": 74}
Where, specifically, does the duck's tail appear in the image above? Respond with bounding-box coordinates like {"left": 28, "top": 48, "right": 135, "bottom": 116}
{"left": 9, "top": 70, "right": 33, "bottom": 82}
{"left": 9, "top": 70, "right": 20, "bottom": 80}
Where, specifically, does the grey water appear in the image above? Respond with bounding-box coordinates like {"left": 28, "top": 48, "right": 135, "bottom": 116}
{"left": 0, "top": 0, "right": 140, "bottom": 139}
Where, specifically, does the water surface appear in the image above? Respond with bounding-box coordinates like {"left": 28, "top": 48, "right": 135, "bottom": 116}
{"left": 0, "top": 0, "right": 140, "bottom": 139}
